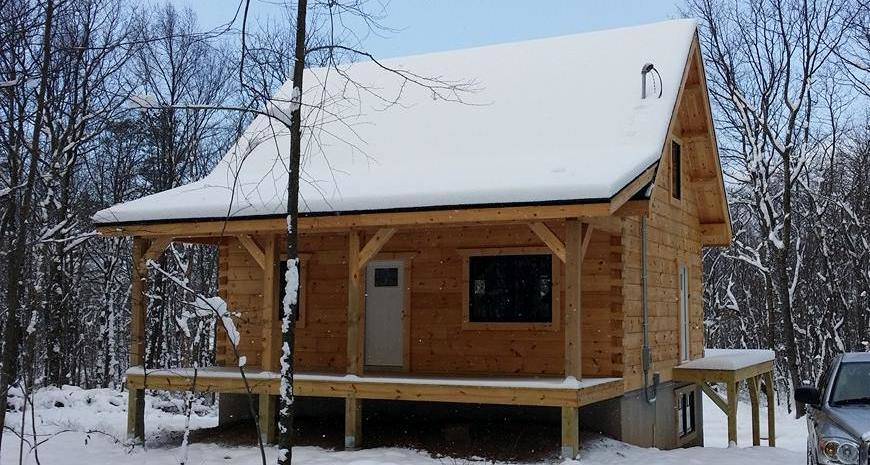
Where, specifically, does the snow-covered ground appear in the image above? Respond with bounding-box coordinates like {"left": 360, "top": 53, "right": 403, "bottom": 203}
{"left": 1, "top": 386, "right": 806, "bottom": 464}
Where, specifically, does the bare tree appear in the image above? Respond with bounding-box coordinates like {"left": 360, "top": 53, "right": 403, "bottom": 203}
{"left": 690, "top": 0, "right": 868, "bottom": 416}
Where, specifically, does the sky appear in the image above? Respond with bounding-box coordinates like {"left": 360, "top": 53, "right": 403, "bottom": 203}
{"left": 165, "top": 1, "right": 685, "bottom": 59}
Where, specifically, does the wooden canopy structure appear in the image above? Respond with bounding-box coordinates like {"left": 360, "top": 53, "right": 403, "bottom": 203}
{"left": 673, "top": 349, "right": 776, "bottom": 447}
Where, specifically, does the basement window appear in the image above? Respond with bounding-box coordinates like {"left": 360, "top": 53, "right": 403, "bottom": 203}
{"left": 467, "top": 254, "right": 553, "bottom": 324}
{"left": 671, "top": 140, "right": 682, "bottom": 200}
{"left": 677, "top": 389, "right": 696, "bottom": 438}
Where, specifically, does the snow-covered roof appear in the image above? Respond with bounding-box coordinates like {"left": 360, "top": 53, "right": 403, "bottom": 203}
{"left": 677, "top": 349, "right": 775, "bottom": 371}
{"left": 93, "top": 20, "right": 698, "bottom": 225}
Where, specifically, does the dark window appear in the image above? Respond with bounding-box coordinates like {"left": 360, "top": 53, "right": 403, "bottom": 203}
{"left": 374, "top": 267, "right": 399, "bottom": 287}
{"left": 677, "top": 390, "right": 696, "bottom": 437}
{"left": 671, "top": 140, "right": 682, "bottom": 200}
{"left": 468, "top": 254, "right": 552, "bottom": 323}
{"left": 278, "top": 260, "right": 301, "bottom": 321}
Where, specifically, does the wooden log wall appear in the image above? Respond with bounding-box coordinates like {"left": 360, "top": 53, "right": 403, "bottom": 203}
{"left": 216, "top": 223, "right": 624, "bottom": 378}
{"left": 620, "top": 123, "right": 706, "bottom": 392}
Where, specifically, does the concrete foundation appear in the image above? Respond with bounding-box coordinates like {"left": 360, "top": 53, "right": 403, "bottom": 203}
{"left": 580, "top": 381, "right": 704, "bottom": 449}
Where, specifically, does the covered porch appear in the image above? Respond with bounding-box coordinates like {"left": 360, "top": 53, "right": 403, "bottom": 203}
{"left": 114, "top": 202, "right": 641, "bottom": 458}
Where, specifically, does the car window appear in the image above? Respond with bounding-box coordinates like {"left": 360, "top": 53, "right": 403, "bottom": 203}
{"left": 830, "top": 362, "right": 870, "bottom": 405}
{"left": 819, "top": 359, "right": 833, "bottom": 394}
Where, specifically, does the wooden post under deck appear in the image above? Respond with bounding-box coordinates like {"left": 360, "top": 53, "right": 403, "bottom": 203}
{"left": 748, "top": 375, "right": 761, "bottom": 446}
{"left": 345, "top": 395, "right": 363, "bottom": 450}
{"left": 561, "top": 406, "right": 580, "bottom": 459}
{"left": 561, "top": 219, "right": 584, "bottom": 458}
{"left": 127, "top": 237, "right": 148, "bottom": 442}
{"left": 726, "top": 380, "right": 738, "bottom": 445}
{"left": 260, "top": 234, "right": 280, "bottom": 444}
{"left": 764, "top": 371, "right": 776, "bottom": 446}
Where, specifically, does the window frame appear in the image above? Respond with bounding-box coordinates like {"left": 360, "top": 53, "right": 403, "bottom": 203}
{"left": 674, "top": 385, "right": 698, "bottom": 444}
{"left": 670, "top": 137, "right": 683, "bottom": 203}
{"left": 458, "top": 247, "right": 561, "bottom": 331}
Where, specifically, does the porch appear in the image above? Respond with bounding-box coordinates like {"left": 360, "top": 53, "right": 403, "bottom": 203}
{"left": 126, "top": 366, "right": 624, "bottom": 452}
{"left": 119, "top": 210, "right": 634, "bottom": 459}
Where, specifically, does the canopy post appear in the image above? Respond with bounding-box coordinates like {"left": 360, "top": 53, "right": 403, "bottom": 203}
{"left": 564, "top": 220, "right": 584, "bottom": 380}
{"left": 127, "top": 237, "right": 149, "bottom": 443}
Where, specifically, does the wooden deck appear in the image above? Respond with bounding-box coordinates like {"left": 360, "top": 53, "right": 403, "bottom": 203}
{"left": 126, "top": 366, "right": 623, "bottom": 408}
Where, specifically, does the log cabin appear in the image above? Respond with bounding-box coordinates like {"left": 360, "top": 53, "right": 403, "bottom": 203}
{"left": 94, "top": 20, "right": 775, "bottom": 458}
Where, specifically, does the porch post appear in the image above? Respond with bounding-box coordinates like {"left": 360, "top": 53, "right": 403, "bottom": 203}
{"left": 127, "top": 237, "right": 148, "bottom": 443}
{"left": 726, "top": 380, "right": 738, "bottom": 445}
{"left": 562, "top": 219, "right": 584, "bottom": 458}
{"left": 260, "top": 234, "right": 280, "bottom": 443}
{"left": 347, "top": 230, "right": 363, "bottom": 374}
{"left": 345, "top": 230, "right": 363, "bottom": 449}
{"left": 564, "top": 219, "right": 583, "bottom": 379}
{"left": 748, "top": 376, "right": 761, "bottom": 446}
{"left": 764, "top": 371, "right": 776, "bottom": 446}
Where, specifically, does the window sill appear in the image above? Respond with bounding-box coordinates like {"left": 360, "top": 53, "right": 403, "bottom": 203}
{"left": 460, "top": 321, "right": 559, "bottom": 332}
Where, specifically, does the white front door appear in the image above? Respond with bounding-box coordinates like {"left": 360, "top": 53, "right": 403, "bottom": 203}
{"left": 364, "top": 260, "right": 405, "bottom": 368}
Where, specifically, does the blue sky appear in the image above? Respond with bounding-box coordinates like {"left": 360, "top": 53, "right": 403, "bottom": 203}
{"left": 167, "top": 1, "right": 685, "bottom": 58}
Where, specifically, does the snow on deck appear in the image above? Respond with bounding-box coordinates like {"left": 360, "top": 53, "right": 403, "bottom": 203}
{"left": 127, "top": 366, "right": 280, "bottom": 380}
{"left": 126, "top": 366, "right": 620, "bottom": 390}
{"left": 676, "top": 349, "right": 775, "bottom": 371}
{"left": 94, "top": 20, "right": 697, "bottom": 225}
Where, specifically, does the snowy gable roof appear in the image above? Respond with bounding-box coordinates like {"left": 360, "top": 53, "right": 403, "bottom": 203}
{"left": 93, "top": 20, "right": 698, "bottom": 225}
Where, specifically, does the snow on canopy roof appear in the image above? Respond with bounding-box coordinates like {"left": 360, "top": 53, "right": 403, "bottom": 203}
{"left": 93, "top": 19, "right": 698, "bottom": 225}
{"left": 677, "top": 349, "right": 775, "bottom": 371}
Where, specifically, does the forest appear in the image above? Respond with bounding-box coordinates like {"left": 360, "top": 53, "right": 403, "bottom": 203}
{"left": 0, "top": 1, "right": 868, "bottom": 454}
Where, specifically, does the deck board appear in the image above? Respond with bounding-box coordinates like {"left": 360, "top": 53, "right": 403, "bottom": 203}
{"left": 126, "top": 367, "right": 623, "bottom": 407}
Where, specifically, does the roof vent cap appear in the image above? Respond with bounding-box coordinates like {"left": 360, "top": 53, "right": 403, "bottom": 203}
{"left": 641, "top": 63, "right": 663, "bottom": 99}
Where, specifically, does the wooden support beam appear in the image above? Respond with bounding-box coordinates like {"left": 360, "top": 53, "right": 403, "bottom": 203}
{"left": 344, "top": 395, "right": 362, "bottom": 450}
{"left": 727, "top": 381, "right": 738, "bottom": 445}
{"left": 609, "top": 163, "right": 658, "bottom": 214}
{"left": 611, "top": 199, "right": 649, "bottom": 217}
{"left": 347, "top": 231, "right": 363, "bottom": 375}
{"left": 143, "top": 236, "right": 173, "bottom": 265}
{"left": 528, "top": 222, "right": 566, "bottom": 262}
{"left": 356, "top": 228, "right": 397, "bottom": 270}
{"left": 564, "top": 220, "right": 583, "bottom": 379}
{"left": 581, "top": 224, "right": 594, "bottom": 261}
{"left": 748, "top": 375, "right": 761, "bottom": 446}
{"left": 561, "top": 406, "right": 579, "bottom": 459}
{"left": 764, "top": 371, "right": 776, "bottom": 447}
{"left": 700, "top": 222, "right": 731, "bottom": 247}
{"left": 261, "top": 235, "right": 280, "bottom": 371}
{"left": 97, "top": 202, "right": 619, "bottom": 237}
{"left": 699, "top": 382, "right": 728, "bottom": 413}
{"left": 258, "top": 394, "right": 278, "bottom": 444}
{"left": 238, "top": 235, "right": 266, "bottom": 269}
{"left": 127, "top": 237, "right": 148, "bottom": 442}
